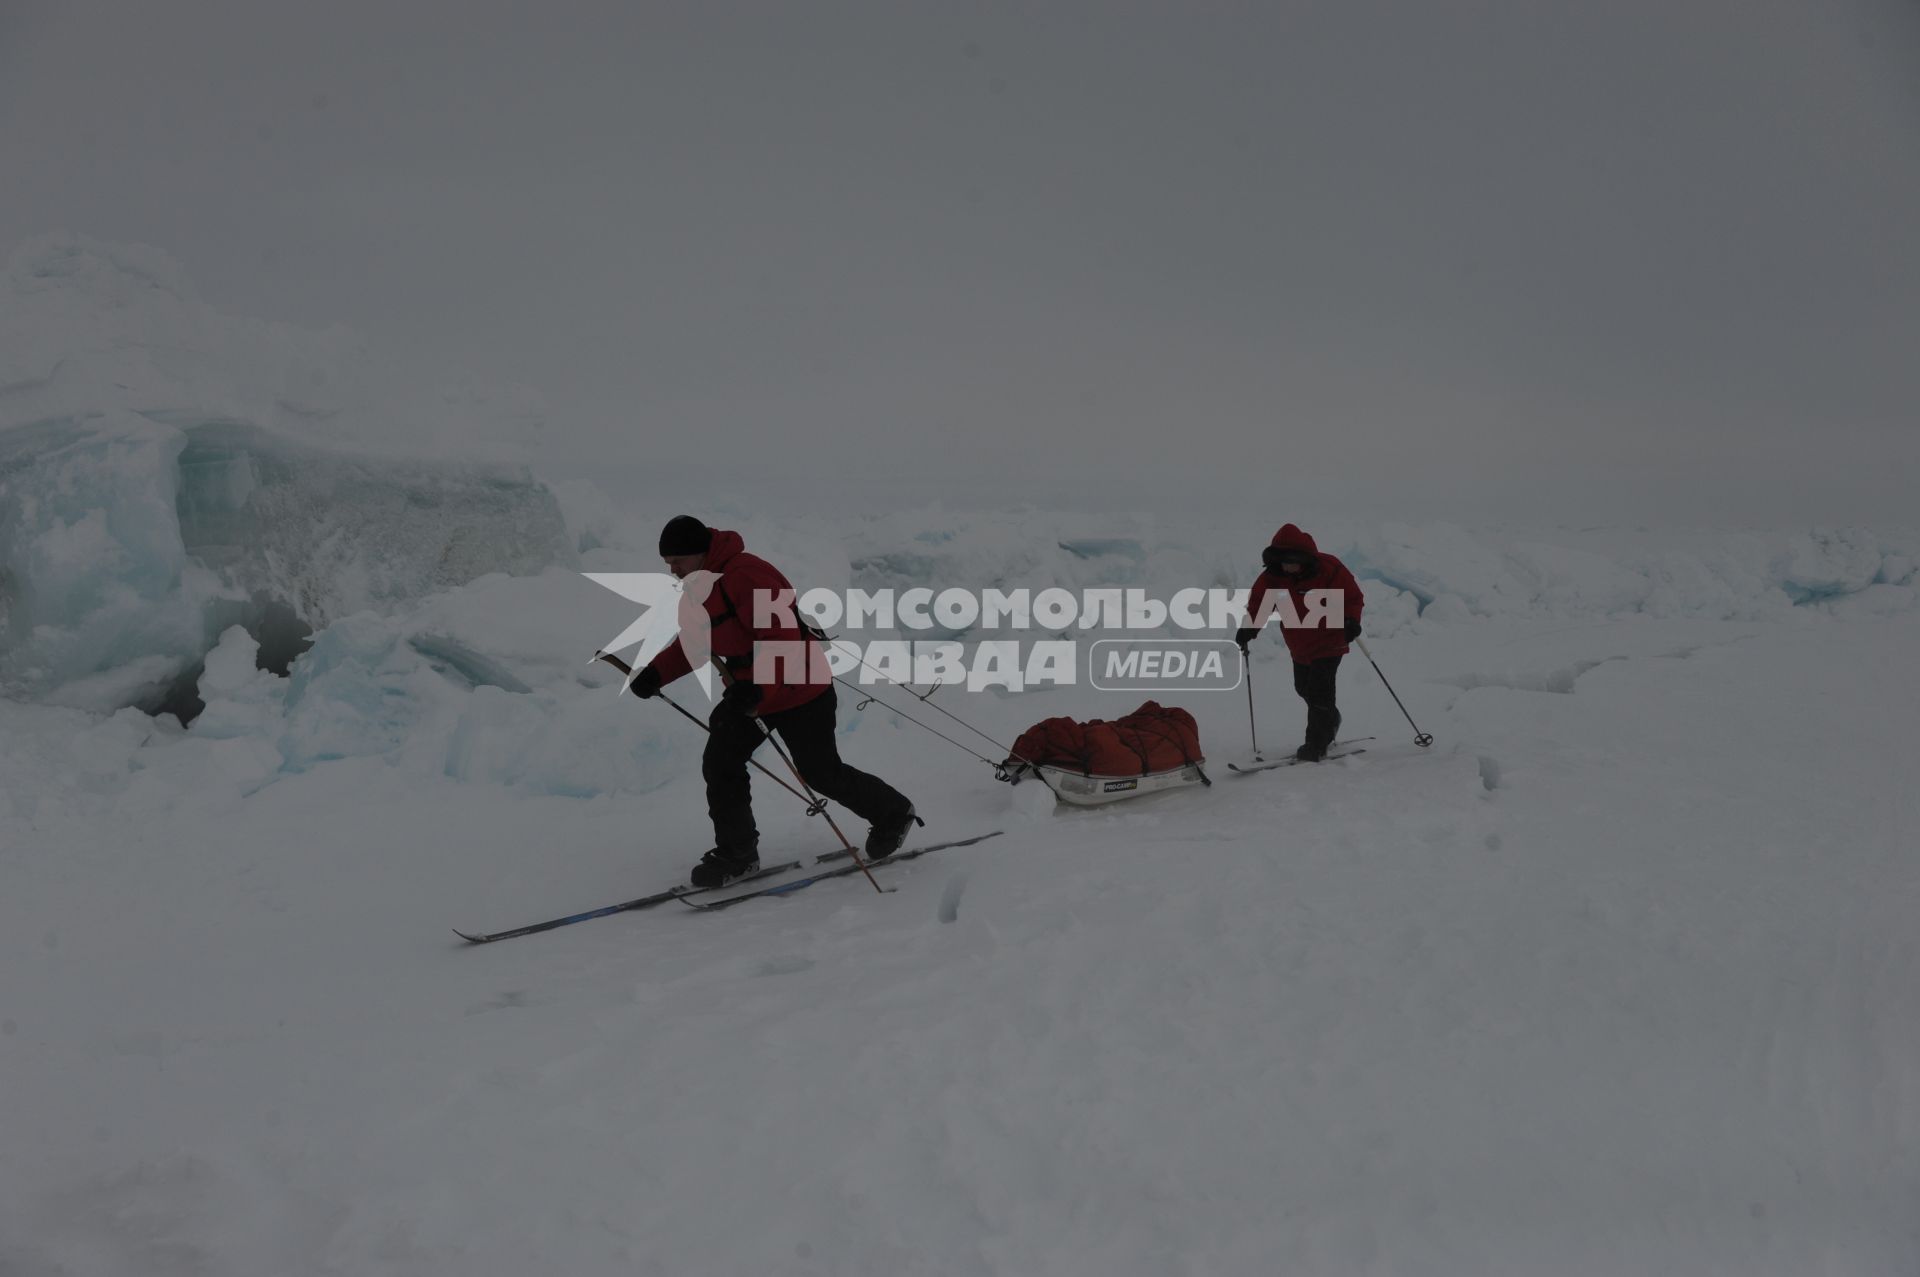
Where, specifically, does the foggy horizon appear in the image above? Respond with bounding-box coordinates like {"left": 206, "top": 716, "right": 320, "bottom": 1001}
{"left": 5, "top": 0, "right": 1917, "bottom": 524}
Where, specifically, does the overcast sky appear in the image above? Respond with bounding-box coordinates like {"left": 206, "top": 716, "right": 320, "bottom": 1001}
{"left": 4, "top": 0, "right": 1917, "bottom": 522}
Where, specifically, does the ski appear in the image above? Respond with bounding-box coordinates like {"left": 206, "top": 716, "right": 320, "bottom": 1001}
{"left": 454, "top": 858, "right": 804, "bottom": 944}
{"left": 1227, "top": 737, "right": 1373, "bottom": 775}
{"left": 680, "top": 832, "right": 1005, "bottom": 912}
{"left": 1227, "top": 748, "right": 1363, "bottom": 774}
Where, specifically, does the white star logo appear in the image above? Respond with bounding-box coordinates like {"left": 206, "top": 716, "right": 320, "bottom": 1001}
{"left": 583, "top": 570, "right": 722, "bottom": 699}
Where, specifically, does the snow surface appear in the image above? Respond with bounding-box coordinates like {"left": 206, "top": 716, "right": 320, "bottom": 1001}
{"left": 4, "top": 505, "right": 1920, "bottom": 1273}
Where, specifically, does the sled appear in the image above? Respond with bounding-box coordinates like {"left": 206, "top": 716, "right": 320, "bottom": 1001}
{"left": 1001, "top": 758, "right": 1211, "bottom": 807}
{"left": 998, "top": 701, "right": 1211, "bottom": 807}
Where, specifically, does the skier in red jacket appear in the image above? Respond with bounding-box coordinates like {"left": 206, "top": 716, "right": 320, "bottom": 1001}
{"left": 1234, "top": 523, "right": 1365, "bottom": 762}
{"left": 629, "top": 516, "right": 917, "bottom": 887}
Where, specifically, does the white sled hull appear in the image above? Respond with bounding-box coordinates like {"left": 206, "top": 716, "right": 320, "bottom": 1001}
{"left": 1034, "top": 761, "right": 1209, "bottom": 807}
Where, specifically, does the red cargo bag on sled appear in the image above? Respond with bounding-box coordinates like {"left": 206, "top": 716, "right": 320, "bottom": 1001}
{"left": 998, "top": 701, "right": 1210, "bottom": 806}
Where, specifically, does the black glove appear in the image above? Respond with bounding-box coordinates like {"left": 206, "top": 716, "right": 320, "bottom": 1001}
{"left": 722, "top": 679, "right": 764, "bottom": 713}
{"left": 629, "top": 666, "right": 663, "bottom": 698}
{"left": 1234, "top": 626, "right": 1259, "bottom": 652}
{"left": 1343, "top": 618, "right": 1362, "bottom": 642}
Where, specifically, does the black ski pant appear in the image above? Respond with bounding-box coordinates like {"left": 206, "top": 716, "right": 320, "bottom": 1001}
{"left": 703, "top": 685, "right": 911, "bottom": 856}
{"left": 1292, "top": 655, "right": 1343, "bottom": 752}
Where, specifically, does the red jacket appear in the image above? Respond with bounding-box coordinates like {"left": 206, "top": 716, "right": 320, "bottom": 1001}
{"left": 643, "top": 528, "right": 832, "bottom": 715}
{"left": 1245, "top": 524, "right": 1365, "bottom": 663}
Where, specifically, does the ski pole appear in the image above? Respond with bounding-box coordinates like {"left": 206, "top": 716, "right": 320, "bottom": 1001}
{"left": 1353, "top": 637, "right": 1433, "bottom": 747}
{"left": 705, "top": 660, "right": 890, "bottom": 895}
{"left": 598, "top": 651, "right": 886, "bottom": 890}
{"left": 1242, "top": 646, "right": 1262, "bottom": 760}
{"left": 753, "top": 725, "right": 890, "bottom": 894}
{"left": 593, "top": 652, "right": 819, "bottom": 810}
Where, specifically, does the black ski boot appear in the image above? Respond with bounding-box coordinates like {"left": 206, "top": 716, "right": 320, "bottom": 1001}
{"left": 864, "top": 805, "right": 922, "bottom": 861}
{"left": 690, "top": 846, "right": 759, "bottom": 890}
{"left": 1300, "top": 704, "right": 1340, "bottom": 764}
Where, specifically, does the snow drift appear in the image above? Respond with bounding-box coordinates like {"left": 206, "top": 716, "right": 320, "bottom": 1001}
{"left": 0, "top": 235, "right": 576, "bottom": 711}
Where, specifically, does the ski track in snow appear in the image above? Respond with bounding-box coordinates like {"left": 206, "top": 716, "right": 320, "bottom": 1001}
{"left": 2, "top": 618, "right": 1918, "bottom": 1275}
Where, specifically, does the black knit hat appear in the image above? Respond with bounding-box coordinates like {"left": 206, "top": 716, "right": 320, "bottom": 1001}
{"left": 658, "top": 515, "right": 712, "bottom": 557}
{"left": 1262, "top": 544, "right": 1314, "bottom": 574}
